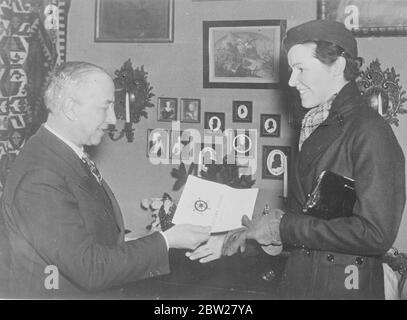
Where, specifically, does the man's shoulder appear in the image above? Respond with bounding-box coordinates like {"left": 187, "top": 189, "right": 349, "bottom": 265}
{"left": 10, "top": 132, "right": 55, "bottom": 173}
{"left": 3, "top": 130, "right": 71, "bottom": 199}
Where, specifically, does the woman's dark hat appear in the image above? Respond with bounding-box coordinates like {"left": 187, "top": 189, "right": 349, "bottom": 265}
{"left": 283, "top": 20, "right": 357, "bottom": 58}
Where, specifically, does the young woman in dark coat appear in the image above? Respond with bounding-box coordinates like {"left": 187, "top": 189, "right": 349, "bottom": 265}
{"left": 189, "top": 19, "right": 405, "bottom": 300}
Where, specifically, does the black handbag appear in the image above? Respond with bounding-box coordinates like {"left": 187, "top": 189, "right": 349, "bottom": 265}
{"left": 302, "top": 170, "right": 356, "bottom": 220}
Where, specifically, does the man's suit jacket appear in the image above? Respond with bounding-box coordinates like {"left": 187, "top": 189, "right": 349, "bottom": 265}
{"left": 1, "top": 126, "right": 169, "bottom": 298}
{"left": 279, "top": 82, "right": 405, "bottom": 299}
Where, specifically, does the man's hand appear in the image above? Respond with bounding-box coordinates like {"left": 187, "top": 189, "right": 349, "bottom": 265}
{"left": 242, "top": 209, "right": 285, "bottom": 246}
{"left": 221, "top": 227, "right": 248, "bottom": 256}
{"left": 186, "top": 233, "right": 227, "bottom": 263}
{"left": 163, "top": 224, "right": 211, "bottom": 250}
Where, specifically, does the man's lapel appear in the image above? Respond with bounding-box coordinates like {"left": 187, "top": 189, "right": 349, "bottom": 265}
{"left": 102, "top": 181, "right": 125, "bottom": 242}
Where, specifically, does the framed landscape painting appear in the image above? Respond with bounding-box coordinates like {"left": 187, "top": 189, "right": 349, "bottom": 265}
{"left": 203, "top": 19, "right": 286, "bottom": 89}
{"left": 95, "top": 0, "right": 174, "bottom": 42}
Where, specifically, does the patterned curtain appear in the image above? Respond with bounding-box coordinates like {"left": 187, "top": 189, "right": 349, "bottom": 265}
{"left": 0, "top": 0, "right": 70, "bottom": 195}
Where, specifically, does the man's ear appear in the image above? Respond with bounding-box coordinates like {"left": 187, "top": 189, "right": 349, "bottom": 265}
{"left": 331, "top": 56, "right": 346, "bottom": 78}
{"left": 61, "top": 98, "right": 77, "bottom": 121}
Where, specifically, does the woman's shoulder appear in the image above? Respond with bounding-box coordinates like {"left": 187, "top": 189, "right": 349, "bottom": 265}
{"left": 347, "top": 100, "right": 388, "bottom": 132}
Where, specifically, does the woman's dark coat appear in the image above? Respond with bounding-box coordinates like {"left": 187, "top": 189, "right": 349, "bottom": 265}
{"left": 280, "top": 81, "right": 405, "bottom": 299}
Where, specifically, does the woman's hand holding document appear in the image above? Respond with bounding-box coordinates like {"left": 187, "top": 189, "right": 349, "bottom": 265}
{"left": 172, "top": 175, "right": 258, "bottom": 232}
{"left": 216, "top": 209, "right": 285, "bottom": 260}
{"left": 180, "top": 183, "right": 285, "bottom": 262}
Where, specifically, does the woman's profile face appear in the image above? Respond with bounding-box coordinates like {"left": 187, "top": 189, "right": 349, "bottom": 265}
{"left": 287, "top": 43, "right": 337, "bottom": 109}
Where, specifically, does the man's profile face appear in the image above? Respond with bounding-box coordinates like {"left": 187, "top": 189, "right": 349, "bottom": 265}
{"left": 287, "top": 43, "right": 337, "bottom": 109}
{"left": 72, "top": 71, "right": 116, "bottom": 146}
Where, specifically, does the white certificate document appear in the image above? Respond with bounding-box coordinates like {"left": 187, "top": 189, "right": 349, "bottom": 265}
{"left": 172, "top": 175, "right": 258, "bottom": 232}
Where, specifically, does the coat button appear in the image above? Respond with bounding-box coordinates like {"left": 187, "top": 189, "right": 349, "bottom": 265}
{"left": 355, "top": 257, "right": 364, "bottom": 265}
{"left": 326, "top": 254, "right": 335, "bottom": 262}
{"left": 261, "top": 269, "right": 276, "bottom": 282}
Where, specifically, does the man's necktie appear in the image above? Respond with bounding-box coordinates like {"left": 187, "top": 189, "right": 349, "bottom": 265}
{"left": 81, "top": 154, "right": 103, "bottom": 185}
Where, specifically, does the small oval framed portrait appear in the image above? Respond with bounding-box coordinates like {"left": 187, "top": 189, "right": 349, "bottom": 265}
{"left": 158, "top": 97, "right": 177, "bottom": 122}
{"left": 204, "top": 112, "right": 225, "bottom": 133}
{"left": 225, "top": 129, "right": 257, "bottom": 160}
{"left": 260, "top": 114, "right": 281, "bottom": 137}
{"left": 233, "top": 134, "right": 251, "bottom": 154}
{"left": 197, "top": 142, "right": 223, "bottom": 176}
{"left": 232, "top": 101, "right": 252, "bottom": 123}
{"left": 199, "top": 143, "right": 219, "bottom": 164}
{"left": 147, "top": 128, "right": 170, "bottom": 159}
{"left": 232, "top": 131, "right": 253, "bottom": 157}
{"left": 262, "top": 145, "right": 290, "bottom": 179}
{"left": 181, "top": 98, "right": 201, "bottom": 123}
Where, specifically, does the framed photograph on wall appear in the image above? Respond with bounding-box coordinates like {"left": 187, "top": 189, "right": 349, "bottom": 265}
{"left": 157, "top": 97, "right": 178, "bottom": 122}
{"left": 95, "top": 0, "right": 174, "bottom": 42}
{"left": 147, "top": 128, "right": 170, "bottom": 159}
{"left": 196, "top": 142, "right": 224, "bottom": 176}
{"left": 180, "top": 98, "right": 201, "bottom": 123}
{"left": 317, "top": 0, "right": 407, "bottom": 37}
{"left": 260, "top": 114, "right": 281, "bottom": 137}
{"left": 204, "top": 112, "right": 225, "bottom": 133}
{"left": 262, "top": 145, "right": 290, "bottom": 180}
{"left": 199, "top": 143, "right": 223, "bottom": 164}
{"left": 203, "top": 19, "right": 287, "bottom": 89}
{"left": 170, "top": 130, "right": 194, "bottom": 162}
{"left": 232, "top": 101, "right": 253, "bottom": 122}
{"left": 231, "top": 130, "right": 255, "bottom": 158}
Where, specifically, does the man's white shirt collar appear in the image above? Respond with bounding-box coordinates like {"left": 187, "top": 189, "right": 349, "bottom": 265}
{"left": 44, "top": 123, "right": 86, "bottom": 159}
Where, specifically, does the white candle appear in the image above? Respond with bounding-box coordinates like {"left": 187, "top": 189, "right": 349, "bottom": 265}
{"left": 197, "top": 150, "right": 203, "bottom": 177}
{"left": 283, "top": 154, "right": 288, "bottom": 198}
{"left": 125, "top": 92, "right": 130, "bottom": 123}
{"left": 377, "top": 92, "right": 383, "bottom": 116}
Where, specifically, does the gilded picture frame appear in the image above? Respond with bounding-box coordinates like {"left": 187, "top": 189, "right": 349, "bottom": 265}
{"left": 95, "top": 0, "right": 174, "bottom": 42}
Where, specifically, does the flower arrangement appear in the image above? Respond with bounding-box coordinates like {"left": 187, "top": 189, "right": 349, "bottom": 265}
{"left": 141, "top": 192, "right": 176, "bottom": 232}
{"left": 171, "top": 157, "right": 255, "bottom": 191}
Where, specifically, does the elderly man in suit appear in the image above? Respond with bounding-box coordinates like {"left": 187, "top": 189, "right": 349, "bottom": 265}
{"left": 0, "top": 62, "right": 210, "bottom": 298}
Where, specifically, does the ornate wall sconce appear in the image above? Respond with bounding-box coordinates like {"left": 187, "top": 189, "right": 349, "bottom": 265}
{"left": 357, "top": 59, "right": 407, "bottom": 126}
{"left": 107, "top": 59, "right": 155, "bottom": 142}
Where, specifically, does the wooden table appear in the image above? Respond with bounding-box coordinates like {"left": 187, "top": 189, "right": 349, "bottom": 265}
{"left": 122, "top": 244, "right": 288, "bottom": 300}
